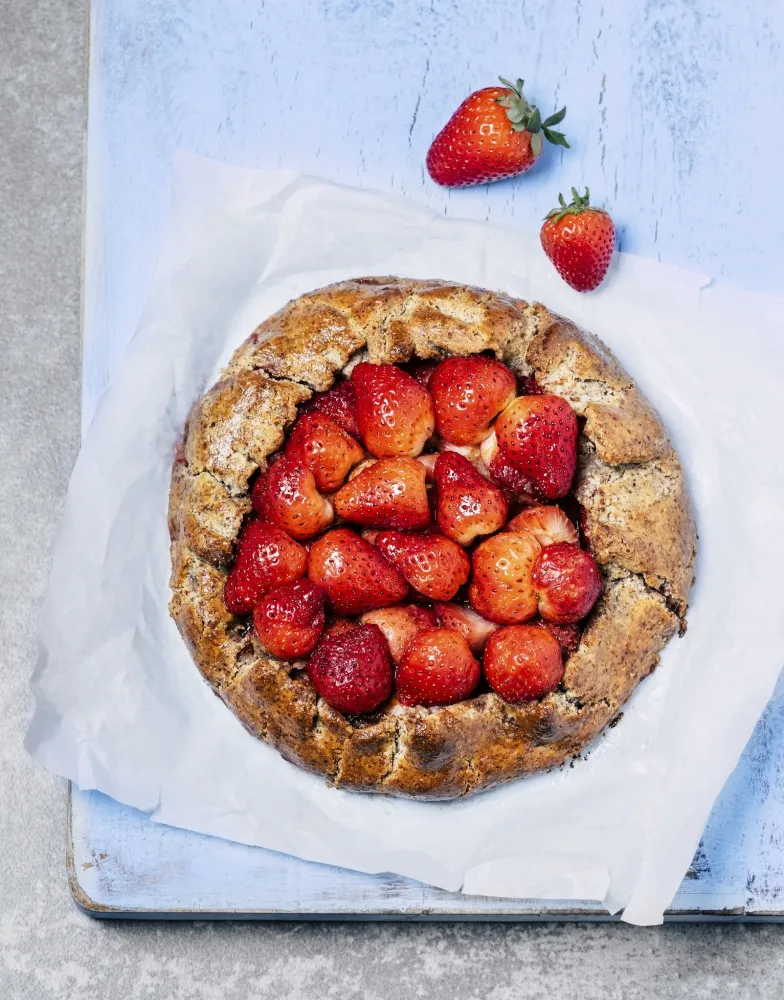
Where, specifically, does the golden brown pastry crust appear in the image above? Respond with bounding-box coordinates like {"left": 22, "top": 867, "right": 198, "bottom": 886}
{"left": 168, "top": 277, "right": 696, "bottom": 799}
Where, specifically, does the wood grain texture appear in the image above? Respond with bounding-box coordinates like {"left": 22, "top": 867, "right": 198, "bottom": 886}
{"left": 75, "top": 0, "right": 784, "bottom": 916}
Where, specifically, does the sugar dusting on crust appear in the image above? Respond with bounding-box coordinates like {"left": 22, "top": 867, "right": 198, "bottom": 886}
{"left": 168, "top": 278, "right": 696, "bottom": 799}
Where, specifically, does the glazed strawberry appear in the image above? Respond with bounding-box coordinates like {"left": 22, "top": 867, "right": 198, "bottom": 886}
{"left": 429, "top": 355, "right": 516, "bottom": 446}
{"left": 253, "top": 579, "right": 325, "bottom": 660}
{"left": 479, "top": 438, "right": 537, "bottom": 501}
{"left": 531, "top": 542, "right": 602, "bottom": 623}
{"left": 483, "top": 625, "right": 564, "bottom": 703}
{"left": 374, "top": 530, "right": 470, "bottom": 602}
{"left": 535, "top": 619, "right": 582, "bottom": 654}
{"left": 426, "top": 77, "right": 568, "bottom": 188}
{"left": 301, "top": 378, "right": 360, "bottom": 439}
{"left": 433, "top": 451, "right": 508, "bottom": 545}
{"left": 406, "top": 359, "right": 439, "bottom": 389}
{"left": 540, "top": 187, "right": 615, "bottom": 292}
{"left": 361, "top": 604, "right": 437, "bottom": 663}
{"left": 351, "top": 362, "right": 435, "bottom": 458}
{"left": 416, "top": 452, "right": 438, "bottom": 482}
{"left": 333, "top": 457, "right": 430, "bottom": 530}
{"left": 308, "top": 528, "right": 408, "bottom": 616}
{"left": 506, "top": 505, "right": 578, "bottom": 546}
{"left": 396, "top": 628, "right": 481, "bottom": 707}
{"left": 519, "top": 375, "right": 542, "bottom": 395}
{"left": 434, "top": 602, "right": 499, "bottom": 655}
{"left": 469, "top": 530, "right": 541, "bottom": 625}
{"left": 491, "top": 394, "right": 578, "bottom": 499}
{"left": 253, "top": 454, "right": 333, "bottom": 541}
{"left": 286, "top": 411, "right": 364, "bottom": 492}
{"left": 223, "top": 520, "right": 308, "bottom": 615}
{"left": 307, "top": 623, "right": 393, "bottom": 714}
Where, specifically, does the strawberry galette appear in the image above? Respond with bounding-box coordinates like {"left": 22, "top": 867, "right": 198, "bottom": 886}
{"left": 169, "top": 277, "right": 696, "bottom": 799}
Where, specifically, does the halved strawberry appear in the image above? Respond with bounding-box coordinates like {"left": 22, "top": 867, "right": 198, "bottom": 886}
{"left": 301, "top": 378, "right": 360, "bottom": 439}
{"left": 433, "top": 451, "right": 508, "bottom": 545}
{"left": 506, "top": 505, "right": 578, "bottom": 546}
{"left": 535, "top": 619, "right": 582, "bottom": 654}
{"left": 491, "top": 394, "right": 578, "bottom": 499}
{"left": 333, "top": 457, "right": 430, "bottom": 530}
{"left": 416, "top": 452, "right": 438, "bottom": 482}
{"left": 360, "top": 604, "right": 437, "bottom": 663}
{"left": 374, "top": 530, "right": 470, "bottom": 602}
{"left": 433, "top": 602, "right": 499, "bottom": 654}
{"left": 253, "top": 579, "right": 325, "bottom": 660}
{"left": 483, "top": 624, "right": 564, "bottom": 703}
{"left": 252, "top": 454, "right": 334, "bottom": 541}
{"left": 307, "top": 623, "right": 393, "bottom": 714}
{"left": 351, "top": 362, "right": 435, "bottom": 458}
{"left": 223, "top": 520, "right": 308, "bottom": 615}
{"left": 430, "top": 355, "right": 516, "bottom": 446}
{"left": 469, "top": 530, "right": 541, "bottom": 624}
{"left": 286, "top": 411, "right": 364, "bottom": 492}
{"left": 531, "top": 542, "right": 602, "bottom": 623}
{"left": 396, "top": 628, "right": 481, "bottom": 707}
{"left": 308, "top": 527, "right": 408, "bottom": 615}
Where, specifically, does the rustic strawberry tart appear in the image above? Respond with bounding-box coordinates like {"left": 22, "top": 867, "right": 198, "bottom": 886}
{"left": 168, "top": 277, "right": 696, "bottom": 799}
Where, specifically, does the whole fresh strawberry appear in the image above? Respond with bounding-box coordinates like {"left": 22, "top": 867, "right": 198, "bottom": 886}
{"left": 396, "top": 628, "right": 481, "bottom": 707}
{"left": 487, "top": 394, "right": 578, "bottom": 499}
{"left": 540, "top": 187, "right": 615, "bottom": 292}
{"left": 223, "top": 520, "right": 308, "bottom": 614}
{"left": 307, "top": 623, "right": 393, "bottom": 714}
{"left": 333, "top": 457, "right": 430, "bottom": 530}
{"left": 374, "top": 530, "right": 471, "bottom": 602}
{"left": 308, "top": 527, "right": 408, "bottom": 615}
{"left": 253, "top": 579, "right": 325, "bottom": 660}
{"left": 427, "top": 77, "right": 568, "bottom": 188}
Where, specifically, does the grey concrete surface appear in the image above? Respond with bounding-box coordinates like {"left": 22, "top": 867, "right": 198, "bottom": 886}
{"left": 2, "top": 2, "right": 784, "bottom": 998}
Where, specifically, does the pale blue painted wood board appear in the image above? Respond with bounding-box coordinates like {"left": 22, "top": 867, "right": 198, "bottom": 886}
{"left": 72, "top": 0, "right": 784, "bottom": 917}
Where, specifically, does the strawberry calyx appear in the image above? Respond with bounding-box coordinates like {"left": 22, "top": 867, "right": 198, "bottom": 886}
{"left": 544, "top": 187, "right": 608, "bottom": 223}
{"left": 496, "top": 77, "right": 569, "bottom": 156}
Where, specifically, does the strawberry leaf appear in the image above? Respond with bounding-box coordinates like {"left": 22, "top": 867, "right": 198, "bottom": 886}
{"left": 542, "top": 127, "right": 570, "bottom": 148}
{"left": 526, "top": 107, "right": 542, "bottom": 132}
{"left": 543, "top": 107, "right": 567, "bottom": 127}
{"left": 531, "top": 131, "right": 544, "bottom": 157}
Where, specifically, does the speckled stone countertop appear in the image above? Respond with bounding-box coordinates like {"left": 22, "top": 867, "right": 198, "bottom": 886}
{"left": 2, "top": 3, "right": 784, "bottom": 998}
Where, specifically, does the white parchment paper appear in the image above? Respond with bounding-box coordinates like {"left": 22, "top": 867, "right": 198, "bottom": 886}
{"left": 26, "top": 153, "right": 784, "bottom": 924}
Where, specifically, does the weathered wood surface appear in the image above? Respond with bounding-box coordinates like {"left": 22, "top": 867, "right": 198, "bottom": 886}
{"left": 73, "top": 0, "right": 784, "bottom": 916}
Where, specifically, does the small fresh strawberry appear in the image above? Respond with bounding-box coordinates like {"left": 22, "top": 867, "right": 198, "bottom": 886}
{"left": 405, "top": 359, "right": 439, "bottom": 389}
{"left": 540, "top": 187, "right": 615, "bottom": 292}
{"left": 253, "top": 579, "right": 325, "bottom": 660}
{"left": 469, "top": 530, "right": 541, "bottom": 625}
{"left": 351, "top": 362, "right": 435, "bottom": 458}
{"left": 433, "top": 602, "right": 499, "bottom": 655}
{"left": 483, "top": 624, "right": 564, "bottom": 703}
{"left": 426, "top": 77, "right": 568, "bottom": 189}
{"left": 308, "top": 528, "right": 408, "bottom": 616}
{"left": 333, "top": 457, "right": 430, "bottom": 530}
{"left": 396, "top": 628, "right": 481, "bottom": 707}
{"left": 374, "top": 530, "right": 470, "bottom": 602}
{"left": 253, "top": 454, "right": 334, "bottom": 541}
{"left": 531, "top": 542, "right": 602, "bottom": 623}
{"left": 490, "top": 394, "right": 578, "bottom": 499}
{"left": 506, "top": 505, "right": 579, "bottom": 546}
{"left": 301, "top": 379, "right": 360, "bottom": 439}
{"left": 307, "top": 623, "right": 393, "bottom": 714}
{"left": 361, "top": 604, "right": 438, "bottom": 663}
{"left": 223, "top": 520, "right": 308, "bottom": 615}
{"left": 285, "top": 411, "right": 364, "bottom": 493}
{"left": 429, "top": 355, "right": 516, "bottom": 446}
{"left": 535, "top": 619, "right": 582, "bottom": 654}
{"left": 433, "top": 451, "right": 508, "bottom": 546}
